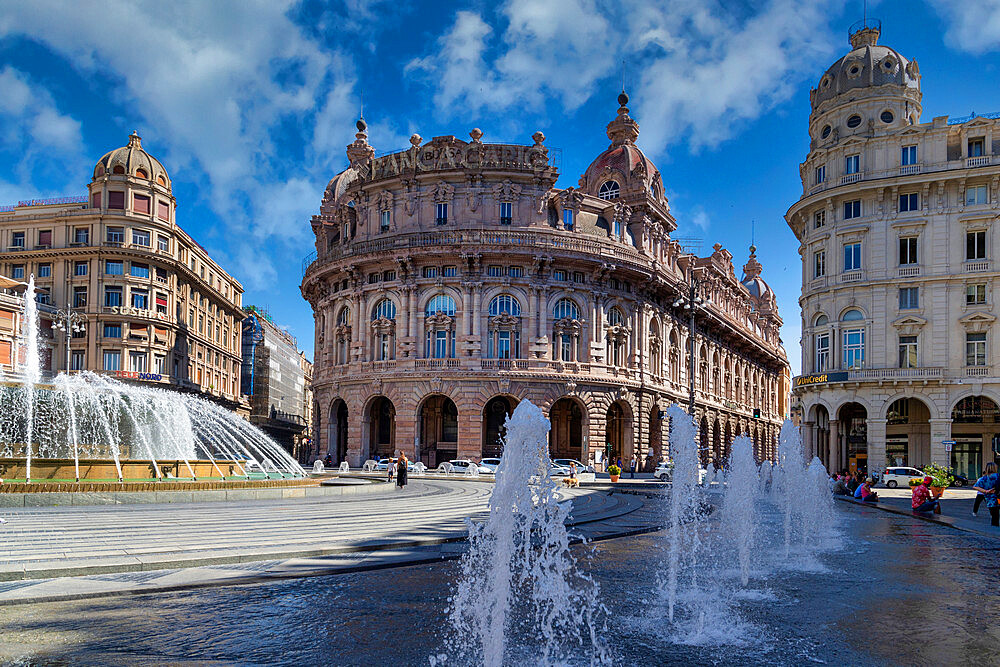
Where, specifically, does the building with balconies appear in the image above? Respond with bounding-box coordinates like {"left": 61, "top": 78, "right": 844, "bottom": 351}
{"left": 0, "top": 133, "right": 245, "bottom": 409}
{"left": 302, "top": 93, "right": 790, "bottom": 469}
{"left": 788, "top": 21, "right": 1000, "bottom": 479}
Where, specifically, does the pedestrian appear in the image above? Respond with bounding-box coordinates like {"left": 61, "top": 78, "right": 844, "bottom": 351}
{"left": 847, "top": 472, "right": 862, "bottom": 495}
{"left": 973, "top": 464, "right": 1000, "bottom": 527}
{"left": 396, "top": 453, "right": 408, "bottom": 489}
{"left": 387, "top": 458, "right": 394, "bottom": 482}
{"left": 630, "top": 454, "right": 637, "bottom": 479}
{"left": 832, "top": 476, "right": 851, "bottom": 496}
{"left": 911, "top": 475, "right": 941, "bottom": 514}
{"left": 855, "top": 477, "right": 878, "bottom": 503}
{"left": 972, "top": 462, "right": 997, "bottom": 517}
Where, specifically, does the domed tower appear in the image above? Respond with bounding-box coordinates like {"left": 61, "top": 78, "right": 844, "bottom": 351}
{"left": 89, "top": 131, "right": 175, "bottom": 222}
{"left": 740, "top": 245, "right": 776, "bottom": 315}
{"left": 808, "top": 20, "right": 921, "bottom": 149}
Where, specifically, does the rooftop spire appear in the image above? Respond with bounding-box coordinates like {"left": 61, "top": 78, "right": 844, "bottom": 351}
{"left": 606, "top": 87, "right": 639, "bottom": 145}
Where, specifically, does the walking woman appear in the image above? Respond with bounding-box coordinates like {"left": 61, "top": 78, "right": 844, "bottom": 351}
{"left": 973, "top": 462, "right": 997, "bottom": 517}
{"left": 973, "top": 463, "right": 999, "bottom": 527}
{"left": 396, "top": 452, "right": 409, "bottom": 489}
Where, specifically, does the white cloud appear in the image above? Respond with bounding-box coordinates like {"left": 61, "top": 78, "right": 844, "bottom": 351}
{"left": 408, "top": 0, "right": 838, "bottom": 153}
{"left": 0, "top": 67, "right": 82, "bottom": 152}
{"left": 929, "top": 0, "right": 1000, "bottom": 53}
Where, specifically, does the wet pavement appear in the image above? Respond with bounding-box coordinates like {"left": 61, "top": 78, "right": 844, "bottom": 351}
{"left": 1, "top": 502, "right": 998, "bottom": 666}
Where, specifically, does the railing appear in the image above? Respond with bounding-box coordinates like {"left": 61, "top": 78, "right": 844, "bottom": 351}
{"left": 848, "top": 367, "right": 943, "bottom": 381}
{"left": 967, "top": 156, "right": 991, "bottom": 168}
{"left": 966, "top": 366, "right": 991, "bottom": 377}
{"left": 899, "top": 164, "right": 921, "bottom": 176}
{"left": 803, "top": 155, "right": 998, "bottom": 198}
{"left": 965, "top": 260, "right": 991, "bottom": 273}
{"left": 840, "top": 270, "right": 864, "bottom": 283}
{"left": 840, "top": 172, "right": 864, "bottom": 185}
{"left": 372, "top": 360, "right": 397, "bottom": 372}
{"left": 480, "top": 359, "right": 530, "bottom": 370}
{"left": 415, "top": 358, "right": 460, "bottom": 369}
{"left": 898, "top": 266, "right": 920, "bottom": 278}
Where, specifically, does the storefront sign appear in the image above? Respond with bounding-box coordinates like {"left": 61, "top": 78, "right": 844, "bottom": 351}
{"left": 109, "top": 370, "right": 166, "bottom": 383}
{"left": 794, "top": 371, "right": 848, "bottom": 387}
{"left": 107, "top": 305, "right": 167, "bottom": 321}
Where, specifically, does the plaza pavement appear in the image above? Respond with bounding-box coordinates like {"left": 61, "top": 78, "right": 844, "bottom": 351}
{"left": 0, "top": 479, "right": 665, "bottom": 605}
{"left": 837, "top": 486, "right": 1000, "bottom": 539}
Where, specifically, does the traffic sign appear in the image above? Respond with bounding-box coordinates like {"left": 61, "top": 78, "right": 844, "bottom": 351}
{"left": 943, "top": 440, "right": 955, "bottom": 452}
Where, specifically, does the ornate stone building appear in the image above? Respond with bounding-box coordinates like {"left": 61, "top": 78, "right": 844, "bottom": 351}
{"left": 0, "top": 133, "right": 246, "bottom": 409}
{"left": 789, "top": 22, "right": 1000, "bottom": 479}
{"left": 302, "top": 93, "right": 790, "bottom": 468}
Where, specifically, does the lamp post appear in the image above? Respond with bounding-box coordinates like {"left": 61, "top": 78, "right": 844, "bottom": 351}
{"left": 52, "top": 307, "right": 86, "bottom": 373}
{"left": 672, "top": 279, "right": 710, "bottom": 417}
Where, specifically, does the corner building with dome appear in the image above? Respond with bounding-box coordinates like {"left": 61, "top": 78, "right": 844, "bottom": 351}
{"left": 789, "top": 22, "right": 1000, "bottom": 479}
{"left": 302, "top": 94, "right": 791, "bottom": 469}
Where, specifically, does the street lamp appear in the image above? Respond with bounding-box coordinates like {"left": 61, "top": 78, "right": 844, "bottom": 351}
{"left": 52, "top": 307, "right": 86, "bottom": 373}
{"left": 672, "top": 278, "right": 711, "bottom": 417}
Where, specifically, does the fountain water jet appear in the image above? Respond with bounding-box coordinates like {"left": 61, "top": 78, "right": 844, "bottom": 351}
{"left": 721, "top": 435, "right": 759, "bottom": 586}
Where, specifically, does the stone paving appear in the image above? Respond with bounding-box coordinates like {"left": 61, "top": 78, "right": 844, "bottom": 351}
{"left": 0, "top": 479, "right": 664, "bottom": 604}
{"left": 837, "top": 486, "right": 1000, "bottom": 539}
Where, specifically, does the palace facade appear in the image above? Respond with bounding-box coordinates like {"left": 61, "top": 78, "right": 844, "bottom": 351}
{"left": 0, "top": 133, "right": 245, "bottom": 409}
{"left": 302, "top": 94, "right": 790, "bottom": 468}
{"left": 788, "top": 22, "right": 1000, "bottom": 478}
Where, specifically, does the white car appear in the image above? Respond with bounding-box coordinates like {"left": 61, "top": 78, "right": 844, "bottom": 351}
{"left": 552, "top": 458, "right": 594, "bottom": 473}
{"left": 653, "top": 461, "right": 672, "bottom": 482}
{"left": 448, "top": 459, "right": 491, "bottom": 474}
{"left": 479, "top": 458, "right": 501, "bottom": 473}
{"left": 549, "top": 463, "right": 572, "bottom": 476}
{"left": 882, "top": 466, "right": 926, "bottom": 488}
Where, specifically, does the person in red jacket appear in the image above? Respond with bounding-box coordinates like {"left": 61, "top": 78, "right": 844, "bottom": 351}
{"left": 911, "top": 476, "right": 941, "bottom": 514}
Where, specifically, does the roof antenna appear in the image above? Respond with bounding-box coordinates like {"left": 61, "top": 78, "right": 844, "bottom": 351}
{"left": 621, "top": 59, "right": 626, "bottom": 93}
{"left": 750, "top": 219, "right": 756, "bottom": 254}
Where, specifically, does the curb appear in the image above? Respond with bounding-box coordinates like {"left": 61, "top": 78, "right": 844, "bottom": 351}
{"left": 834, "top": 496, "right": 1000, "bottom": 540}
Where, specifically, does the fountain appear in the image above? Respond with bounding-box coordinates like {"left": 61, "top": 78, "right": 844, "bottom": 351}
{"left": 444, "top": 400, "right": 607, "bottom": 666}
{"left": 338, "top": 461, "right": 350, "bottom": 474}
{"left": 663, "top": 404, "right": 701, "bottom": 623}
{"left": 0, "top": 275, "right": 305, "bottom": 484}
{"left": 721, "top": 435, "right": 759, "bottom": 586}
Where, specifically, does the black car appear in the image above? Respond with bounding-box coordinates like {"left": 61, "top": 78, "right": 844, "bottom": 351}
{"left": 950, "top": 473, "right": 970, "bottom": 488}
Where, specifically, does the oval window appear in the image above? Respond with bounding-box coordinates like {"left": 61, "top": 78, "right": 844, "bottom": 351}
{"left": 849, "top": 65, "right": 860, "bottom": 76}
{"left": 880, "top": 110, "right": 894, "bottom": 124}
{"left": 821, "top": 125, "right": 832, "bottom": 139}
{"left": 847, "top": 115, "right": 862, "bottom": 129}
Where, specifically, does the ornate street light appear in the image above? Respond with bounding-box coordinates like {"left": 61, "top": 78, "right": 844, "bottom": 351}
{"left": 52, "top": 307, "right": 87, "bottom": 373}
{"left": 672, "top": 279, "right": 711, "bottom": 417}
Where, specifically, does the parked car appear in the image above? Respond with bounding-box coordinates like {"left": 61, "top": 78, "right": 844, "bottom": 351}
{"left": 549, "top": 463, "right": 572, "bottom": 476}
{"left": 449, "top": 459, "right": 491, "bottom": 474}
{"left": 882, "top": 466, "right": 926, "bottom": 488}
{"left": 552, "top": 458, "right": 594, "bottom": 473}
{"left": 950, "top": 472, "right": 970, "bottom": 488}
{"left": 375, "top": 458, "right": 413, "bottom": 472}
{"left": 479, "top": 458, "right": 501, "bottom": 473}
{"left": 653, "top": 461, "right": 672, "bottom": 482}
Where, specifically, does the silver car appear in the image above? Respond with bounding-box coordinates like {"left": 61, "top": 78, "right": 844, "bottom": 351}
{"left": 553, "top": 458, "right": 594, "bottom": 473}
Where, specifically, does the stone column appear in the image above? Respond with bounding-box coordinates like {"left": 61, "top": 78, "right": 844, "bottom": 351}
{"left": 803, "top": 421, "right": 815, "bottom": 460}
{"left": 828, "top": 419, "right": 840, "bottom": 473}
{"left": 929, "top": 418, "right": 953, "bottom": 467}
{"left": 472, "top": 283, "right": 482, "bottom": 338}
{"left": 406, "top": 286, "right": 416, "bottom": 339}
{"left": 352, "top": 292, "right": 363, "bottom": 360}
{"left": 866, "top": 418, "right": 887, "bottom": 477}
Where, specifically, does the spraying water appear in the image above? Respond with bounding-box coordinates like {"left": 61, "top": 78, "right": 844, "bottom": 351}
{"left": 444, "top": 400, "right": 607, "bottom": 666}
{"left": 721, "top": 435, "right": 759, "bottom": 586}
{"left": 664, "top": 404, "right": 700, "bottom": 623}
{"left": 21, "top": 275, "right": 40, "bottom": 483}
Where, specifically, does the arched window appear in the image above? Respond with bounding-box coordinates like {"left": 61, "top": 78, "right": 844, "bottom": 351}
{"left": 606, "top": 307, "right": 627, "bottom": 367}
{"left": 487, "top": 294, "right": 521, "bottom": 359}
{"left": 488, "top": 294, "right": 520, "bottom": 316}
{"left": 337, "top": 307, "right": 351, "bottom": 326}
{"left": 113, "top": 165, "right": 125, "bottom": 174}
{"left": 607, "top": 308, "right": 624, "bottom": 326}
{"left": 842, "top": 309, "right": 864, "bottom": 321}
{"left": 598, "top": 180, "right": 620, "bottom": 200}
{"left": 335, "top": 306, "right": 351, "bottom": 365}
{"left": 841, "top": 309, "right": 865, "bottom": 369}
{"left": 425, "top": 294, "right": 456, "bottom": 316}
{"left": 552, "top": 298, "right": 582, "bottom": 362}
{"left": 370, "top": 299, "right": 396, "bottom": 362}
{"left": 425, "top": 294, "right": 456, "bottom": 359}
{"left": 135, "top": 168, "right": 148, "bottom": 179}
{"left": 814, "top": 314, "right": 828, "bottom": 326}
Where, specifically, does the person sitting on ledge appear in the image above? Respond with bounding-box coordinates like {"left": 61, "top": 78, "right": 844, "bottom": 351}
{"left": 854, "top": 477, "right": 878, "bottom": 503}
{"left": 832, "top": 476, "right": 851, "bottom": 496}
{"left": 911, "top": 476, "right": 941, "bottom": 514}
{"left": 973, "top": 464, "right": 999, "bottom": 527}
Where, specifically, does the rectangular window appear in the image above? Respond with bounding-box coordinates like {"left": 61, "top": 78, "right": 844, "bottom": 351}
{"left": 198, "top": 314, "right": 204, "bottom": 334}
{"left": 37, "top": 230, "right": 52, "bottom": 247}
{"left": 108, "top": 191, "right": 125, "bottom": 209}
{"left": 442, "top": 265, "right": 457, "bottom": 277}
{"left": 969, "top": 138, "right": 985, "bottom": 157}
{"left": 70, "top": 350, "right": 85, "bottom": 371}
{"left": 35, "top": 291, "right": 50, "bottom": 305}
{"left": 90, "top": 192, "right": 101, "bottom": 209}
{"left": 899, "top": 286, "right": 919, "bottom": 309}
{"left": 74, "top": 261, "right": 88, "bottom": 276}
{"left": 813, "top": 250, "right": 826, "bottom": 278}
{"left": 967, "top": 231, "right": 987, "bottom": 260}
{"left": 382, "top": 270, "right": 396, "bottom": 282}
{"left": 563, "top": 209, "right": 574, "bottom": 230}
{"left": 815, "top": 333, "right": 830, "bottom": 372}
{"left": 132, "top": 229, "right": 150, "bottom": 246}
{"left": 103, "top": 350, "right": 121, "bottom": 371}
{"left": 11, "top": 231, "right": 24, "bottom": 248}
{"left": 487, "top": 265, "right": 503, "bottom": 277}
{"left": 509, "top": 266, "right": 524, "bottom": 278}
{"left": 368, "top": 272, "right": 380, "bottom": 284}
{"left": 37, "top": 263, "right": 51, "bottom": 278}
{"left": 898, "top": 335, "right": 918, "bottom": 368}
{"left": 967, "top": 283, "right": 987, "bottom": 305}
{"left": 380, "top": 209, "right": 390, "bottom": 232}
{"left": 899, "top": 237, "right": 918, "bottom": 265}
{"left": 845, "top": 154, "right": 860, "bottom": 174}
{"left": 814, "top": 165, "right": 826, "bottom": 184}
{"left": 843, "top": 242, "right": 862, "bottom": 271}
{"left": 133, "top": 194, "right": 150, "bottom": 215}
{"left": 103, "top": 322, "right": 122, "bottom": 339}
{"left": 966, "top": 185, "right": 988, "bottom": 205}
{"left": 155, "top": 267, "right": 167, "bottom": 282}
{"left": 73, "top": 286, "right": 87, "bottom": 308}
{"left": 843, "top": 328, "right": 865, "bottom": 369}
{"left": 156, "top": 293, "right": 168, "bottom": 315}
{"left": 74, "top": 227, "right": 89, "bottom": 244}
{"left": 899, "top": 192, "right": 919, "bottom": 212}
{"left": 157, "top": 201, "right": 169, "bottom": 221}
{"left": 901, "top": 145, "right": 917, "bottom": 165}
{"left": 129, "top": 351, "right": 148, "bottom": 373}
{"left": 436, "top": 203, "right": 448, "bottom": 225}
{"left": 814, "top": 209, "right": 825, "bottom": 229}
{"left": 105, "top": 260, "right": 123, "bottom": 275}
{"left": 966, "top": 332, "right": 987, "bottom": 366}
{"left": 422, "top": 266, "right": 439, "bottom": 278}
{"left": 158, "top": 235, "right": 169, "bottom": 252}
{"left": 104, "top": 286, "right": 122, "bottom": 307}
{"left": 130, "top": 262, "right": 150, "bottom": 279}
{"left": 106, "top": 227, "right": 124, "bottom": 244}
{"left": 552, "top": 269, "right": 567, "bottom": 281}
{"left": 11, "top": 265, "right": 24, "bottom": 280}
{"left": 499, "top": 201, "right": 512, "bottom": 224}
{"left": 843, "top": 200, "right": 861, "bottom": 219}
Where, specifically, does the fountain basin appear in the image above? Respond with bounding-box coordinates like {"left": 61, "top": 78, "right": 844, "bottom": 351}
{"left": 0, "top": 458, "right": 283, "bottom": 485}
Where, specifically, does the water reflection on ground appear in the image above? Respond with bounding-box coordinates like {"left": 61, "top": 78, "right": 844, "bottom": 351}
{"left": 2, "top": 505, "right": 998, "bottom": 666}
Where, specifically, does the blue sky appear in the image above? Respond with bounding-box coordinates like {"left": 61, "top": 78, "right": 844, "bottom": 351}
{"left": 2, "top": 0, "right": 999, "bottom": 374}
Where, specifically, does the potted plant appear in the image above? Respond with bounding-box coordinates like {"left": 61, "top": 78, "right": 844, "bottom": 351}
{"left": 607, "top": 464, "right": 621, "bottom": 483}
{"left": 924, "top": 463, "right": 954, "bottom": 498}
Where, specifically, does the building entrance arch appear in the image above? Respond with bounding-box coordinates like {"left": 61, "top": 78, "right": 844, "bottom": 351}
{"left": 648, "top": 407, "right": 663, "bottom": 471}
{"left": 605, "top": 402, "right": 632, "bottom": 467}
{"left": 838, "top": 402, "right": 868, "bottom": 474}
{"left": 366, "top": 396, "right": 395, "bottom": 460}
{"left": 419, "top": 394, "right": 458, "bottom": 467}
{"left": 549, "top": 397, "right": 584, "bottom": 462}
{"left": 885, "top": 397, "right": 931, "bottom": 469}
{"left": 329, "top": 399, "right": 349, "bottom": 464}
{"left": 951, "top": 395, "right": 1000, "bottom": 480}
{"left": 482, "top": 396, "right": 517, "bottom": 458}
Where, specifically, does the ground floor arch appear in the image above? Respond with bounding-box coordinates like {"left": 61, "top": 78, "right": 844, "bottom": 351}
{"left": 550, "top": 397, "right": 585, "bottom": 461}
{"left": 951, "top": 395, "right": 1000, "bottom": 480}
{"left": 648, "top": 406, "right": 663, "bottom": 471}
{"left": 838, "top": 402, "right": 868, "bottom": 474}
{"left": 884, "top": 397, "right": 931, "bottom": 470}
{"left": 329, "top": 398, "right": 349, "bottom": 464}
{"left": 712, "top": 417, "right": 722, "bottom": 467}
{"left": 605, "top": 401, "right": 632, "bottom": 467}
{"left": 482, "top": 395, "right": 518, "bottom": 458}
{"left": 365, "top": 396, "right": 396, "bottom": 461}
{"left": 419, "top": 394, "right": 458, "bottom": 467}
{"left": 699, "top": 416, "right": 710, "bottom": 467}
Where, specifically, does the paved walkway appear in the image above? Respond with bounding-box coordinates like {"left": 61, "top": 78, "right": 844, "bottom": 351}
{"left": 0, "top": 479, "right": 664, "bottom": 605}
{"left": 837, "top": 487, "right": 1000, "bottom": 540}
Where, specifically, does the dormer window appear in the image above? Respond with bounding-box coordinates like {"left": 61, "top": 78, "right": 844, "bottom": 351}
{"left": 113, "top": 165, "right": 125, "bottom": 175}
{"left": 135, "top": 168, "right": 148, "bottom": 179}
{"left": 969, "top": 138, "right": 985, "bottom": 157}
{"left": 649, "top": 184, "right": 658, "bottom": 199}
{"left": 562, "top": 209, "right": 574, "bottom": 231}
{"left": 598, "top": 180, "right": 620, "bottom": 200}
